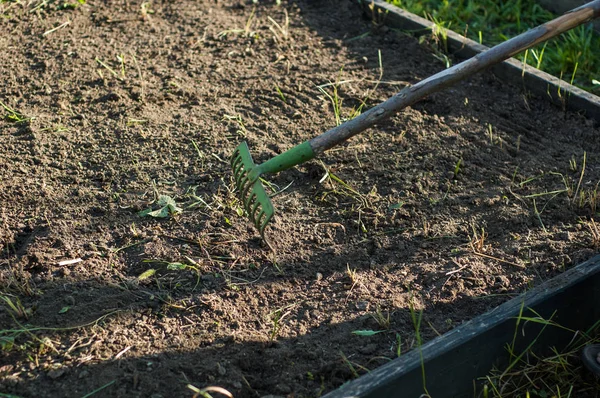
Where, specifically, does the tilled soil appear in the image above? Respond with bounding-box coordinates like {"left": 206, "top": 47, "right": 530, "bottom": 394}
{"left": 1, "top": 1, "right": 599, "bottom": 397}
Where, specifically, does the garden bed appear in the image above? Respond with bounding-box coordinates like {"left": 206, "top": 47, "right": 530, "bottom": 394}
{"left": 1, "top": 1, "right": 600, "bottom": 397}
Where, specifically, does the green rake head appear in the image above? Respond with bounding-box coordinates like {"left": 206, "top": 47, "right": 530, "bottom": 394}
{"left": 231, "top": 142, "right": 275, "bottom": 238}
{"left": 230, "top": 139, "right": 315, "bottom": 240}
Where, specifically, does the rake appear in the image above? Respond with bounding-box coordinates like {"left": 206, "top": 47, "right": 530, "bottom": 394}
{"left": 231, "top": 0, "right": 600, "bottom": 239}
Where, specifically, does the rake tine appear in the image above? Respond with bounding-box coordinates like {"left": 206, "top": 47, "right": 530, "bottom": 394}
{"left": 251, "top": 198, "right": 262, "bottom": 221}
{"left": 232, "top": 158, "right": 242, "bottom": 176}
{"left": 256, "top": 210, "right": 266, "bottom": 231}
{"left": 258, "top": 210, "right": 273, "bottom": 237}
{"left": 241, "top": 180, "right": 253, "bottom": 206}
{"left": 247, "top": 192, "right": 258, "bottom": 213}
{"left": 233, "top": 161, "right": 245, "bottom": 183}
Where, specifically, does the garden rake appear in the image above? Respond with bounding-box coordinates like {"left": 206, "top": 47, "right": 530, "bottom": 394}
{"left": 231, "top": 0, "right": 600, "bottom": 239}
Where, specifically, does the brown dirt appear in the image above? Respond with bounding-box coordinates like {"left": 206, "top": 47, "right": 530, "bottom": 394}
{"left": 1, "top": 1, "right": 599, "bottom": 397}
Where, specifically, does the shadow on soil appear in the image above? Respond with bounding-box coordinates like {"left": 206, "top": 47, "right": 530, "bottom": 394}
{"left": 1, "top": 272, "right": 504, "bottom": 398}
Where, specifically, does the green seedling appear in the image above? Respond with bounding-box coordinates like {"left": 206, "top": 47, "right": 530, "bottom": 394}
{"left": 57, "top": 0, "right": 85, "bottom": 10}
{"left": 572, "top": 151, "right": 586, "bottom": 205}
{"left": 184, "top": 186, "right": 213, "bottom": 211}
{"left": 372, "top": 306, "right": 391, "bottom": 330}
{"left": 319, "top": 162, "right": 371, "bottom": 212}
{"left": 138, "top": 195, "right": 182, "bottom": 218}
{"left": 222, "top": 113, "right": 247, "bottom": 138}
{"left": 268, "top": 304, "right": 294, "bottom": 343}
{"left": 140, "top": 259, "right": 201, "bottom": 289}
{"left": 585, "top": 218, "right": 600, "bottom": 249}
{"left": 318, "top": 79, "right": 344, "bottom": 126}
{"left": 117, "top": 53, "right": 126, "bottom": 78}
{"left": 578, "top": 181, "right": 600, "bottom": 213}
{"left": 569, "top": 155, "right": 577, "bottom": 172}
{"left": 268, "top": 9, "right": 289, "bottom": 41}
{"left": 523, "top": 41, "right": 548, "bottom": 74}
{"left": 389, "top": 202, "right": 405, "bottom": 210}
{"left": 468, "top": 223, "right": 487, "bottom": 253}
{"left": 316, "top": 53, "right": 384, "bottom": 126}
{"left": 1, "top": 101, "right": 30, "bottom": 123}
{"left": 140, "top": 1, "right": 154, "bottom": 17}
{"left": 274, "top": 83, "right": 286, "bottom": 103}
{"left": 345, "top": 264, "right": 360, "bottom": 290}
{"left": 217, "top": 7, "right": 257, "bottom": 38}
{"left": 340, "top": 351, "right": 364, "bottom": 378}
{"left": 453, "top": 157, "right": 462, "bottom": 179}
{"left": 429, "top": 14, "right": 450, "bottom": 53}
{"left": 0, "top": 295, "right": 31, "bottom": 320}
{"left": 95, "top": 57, "right": 123, "bottom": 81}
{"left": 351, "top": 49, "right": 384, "bottom": 119}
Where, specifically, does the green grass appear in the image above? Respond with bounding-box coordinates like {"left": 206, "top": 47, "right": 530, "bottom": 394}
{"left": 389, "top": 0, "right": 600, "bottom": 93}
{"left": 480, "top": 307, "right": 600, "bottom": 397}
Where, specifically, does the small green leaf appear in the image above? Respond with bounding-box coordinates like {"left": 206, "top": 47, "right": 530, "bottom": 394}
{"left": 167, "top": 262, "right": 187, "bottom": 270}
{"left": 147, "top": 207, "right": 170, "bottom": 218}
{"left": 138, "top": 195, "right": 182, "bottom": 218}
{"left": 59, "top": 306, "right": 70, "bottom": 314}
{"left": 0, "top": 336, "right": 15, "bottom": 352}
{"left": 138, "top": 207, "right": 153, "bottom": 217}
{"left": 168, "top": 203, "right": 182, "bottom": 213}
{"left": 138, "top": 268, "right": 156, "bottom": 280}
{"left": 351, "top": 330, "right": 384, "bottom": 336}
{"left": 389, "top": 202, "right": 404, "bottom": 210}
{"left": 592, "top": 79, "right": 600, "bottom": 85}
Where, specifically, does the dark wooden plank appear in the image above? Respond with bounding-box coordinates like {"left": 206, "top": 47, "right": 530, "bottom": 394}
{"left": 363, "top": 0, "right": 600, "bottom": 122}
{"left": 324, "top": 254, "right": 600, "bottom": 397}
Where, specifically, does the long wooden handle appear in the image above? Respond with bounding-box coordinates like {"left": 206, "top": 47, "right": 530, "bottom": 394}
{"left": 309, "top": 0, "right": 600, "bottom": 154}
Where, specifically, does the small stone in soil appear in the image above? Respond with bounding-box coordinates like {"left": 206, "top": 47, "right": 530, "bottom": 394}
{"left": 47, "top": 367, "right": 67, "bottom": 379}
{"left": 359, "top": 343, "right": 378, "bottom": 355}
{"left": 232, "top": 381, "right": 242, "bottom": 389}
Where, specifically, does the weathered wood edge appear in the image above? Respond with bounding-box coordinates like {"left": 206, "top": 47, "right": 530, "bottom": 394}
{"left": 324, "top": 254, "right": 600, "bottom": 397}
{"left": 363, "top": 0, "right": 600, "bottom": 122}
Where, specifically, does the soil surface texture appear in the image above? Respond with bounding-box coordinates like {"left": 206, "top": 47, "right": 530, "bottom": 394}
{"left": 1, "top": 1, "right": 599, "bottom": 397}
